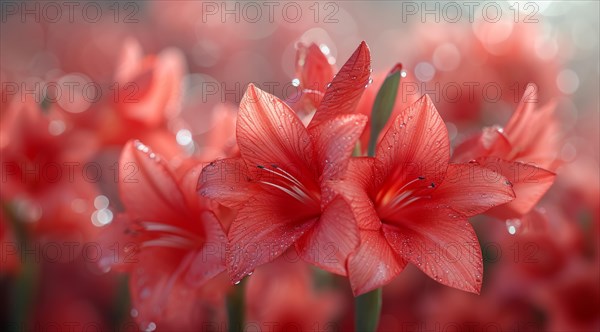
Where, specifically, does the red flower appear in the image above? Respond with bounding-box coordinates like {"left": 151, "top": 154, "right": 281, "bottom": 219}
{"left": 332, "top": 95, "right": 515, "bottom": 296}
{"left": 452, "top": 84, "right": 558, "bottom": 219}
{"left": 199, "top": 42, "right": 371, "bottom": 283}
{"left": 99, "top": 140, "right": 227, "bottom": 329}
{"left": 0, "top": 96, "right": 100, "bottom": 240}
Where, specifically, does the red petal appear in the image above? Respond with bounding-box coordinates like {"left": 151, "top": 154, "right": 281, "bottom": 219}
{"left": 308, "top": 42, "right": 371, "bottom": 130}
{"left": 115, "top": 38, "right": 143, "bottom": 83}
{"left": 129, "top": 248, "right": 197, "bottom": 330}
{"left": 198, "top": 158, "right": 257, "bottom": 210}
{"left": 451, "top": 126, "right": 513, "bottom": 163}
{"left": 328, "top": 158, "right": 380, "bottom": 230}
{"left": 376, "top": 94, "right": 450, "bottom": 186}
{"left": 238, "top": 84, "right": 314, "bottom": 176}
{"left": 504, "top": 84, "right": 560, "bottom": 169}
{"left": 226, "top": 194, "right": 317, "bottom": 283}
{"left": 312, "top": 114, "right": 367, "bottom": 182}
{"left": 383, "top": 214, "right": 483, "bottom": 294}
{"left": 295, "top": 43, "right": 335, "bottom": 108}
{"left": 478, "top": 158, "right": 556, "bottom": 219}
{"left": 185, "top": 211, "right": 227, "bottom": 286}
{"left": 97, "top": 214, "right": 141, "bottom": 272}
{"left": 118, "top": 48, "right": 184, "bottom": 126}
{"left": 295, "top": 197, "right": 360, "bottom": 276}
{"left": 420, "top": 163, "right": 516, "bottom": 217}
{"left": 347, "top": 229, "right": 406, "bottom": 296}
{"left": 119, "top": 140, "right": 187, "bottom": 224}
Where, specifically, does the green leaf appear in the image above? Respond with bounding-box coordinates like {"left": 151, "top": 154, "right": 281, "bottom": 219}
{"left": 368, "top": 64, "right": 403, "bottom": 157}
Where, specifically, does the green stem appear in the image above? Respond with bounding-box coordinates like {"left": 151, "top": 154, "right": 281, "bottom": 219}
{"left": 226, "top": 279, "right": 246, "bottom": 332}
{"left": 2, "top": 202, "right": 38, "bottom": 332}
{"left": 355, "top": 288, "right": 382, "bottom": 332}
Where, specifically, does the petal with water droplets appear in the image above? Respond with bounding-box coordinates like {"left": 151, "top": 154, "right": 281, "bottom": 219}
{"left": 311, "top": 113, "right": 367, "bottom": 182}
{"left": 226, "top": 194, "right": 317, "bottom": 284}
{"left": 376, "top": 94, "right": 450, "bottom": 186}
{"left": 479, "top": 158, "right": 556, "bottom": 219}
{"left": 295, "top": 196, "right": 360, "bottom": 276}
{"left": 419, "top": 163, "right": 515, "bottom": 217}
{"left": 347, "top": 229, "right": 406, "bottom": 296}
{"left": 308, "top": 41, "right": 371, "bottom": 130}
{"left": 120, "top": 140, "right": 187, "bottom": 223}
{"left": 198, "top": 158, "right": 257, "bottom": 210}
{"left": 383, "top": 213, "right": 483, "bottom": 294}
{"left": 238, "top": 84, "right": 315, "bottom": 178}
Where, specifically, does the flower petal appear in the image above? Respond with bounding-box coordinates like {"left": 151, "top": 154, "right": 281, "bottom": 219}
{"left": 119, "top": 140, "right": 187, "bottom": 223}
{"left": 295, "top": 196, "right": 360, "bottom": 276}
{"left": 226, "top": 194, "right": 317, "bottom": 283}
{"left": 328, "top": 158, "right": 380, "bottom": 230}
{"left": 238, "top": 84, "right": 315, "bottom": 177}
{"left": 383, "top": 214, "right": 483, "bottom": 294}
{"left": 308, "top": 42, "right": 371, "bottom": 130}
{"left": 478, "top": 158, "right": 556, "bottom": 219}
{"left": 347, "top": 229, "right": 406, "bottom": 296}
{"left": 129, "top": 248, "right": 198, "bottom": 330}
{"left": 451, "top": 126, "right": 513, "bottom": 163}
{"left": 198, "top": 158, "right": 257, "bottom": 210}
{"left": 295, "top": 43, "right": 335, "bottom": 109}
{"left": 185, "top": 210, "right": 227, "bottom": 286}
{"left": 420, "top": 163, "right": 516, "bottom": 217}
{"left": 504, "top": 84, "right": 560, "bottom": 169}
{"left": 312, "top": 114, "right": 367, "bottom": 182}
{"left": 376, "top": 94, "right": 450, "bottom": 186}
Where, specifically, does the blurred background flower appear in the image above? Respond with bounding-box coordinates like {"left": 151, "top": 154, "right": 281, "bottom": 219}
{"left": 1, "top": 1, "right": 598, "bottom": 331}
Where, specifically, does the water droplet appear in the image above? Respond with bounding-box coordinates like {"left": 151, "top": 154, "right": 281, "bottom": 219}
{"left": 145, "top": 322, "right": 157, "bottom": 332}
{"left": 234, "top": 280, "right": 241, "bottom": 285}
{"left": 506, "top": 218, "right": 522, "bottom": 235}
{"left": 140, "top": 287, "right": 151, "bottom": 299}
{"left": 291, "top": 78, "right": 300, "bottom": 87}
{"left": 176, "top": 129, "right": 193, "bottom": 146}
{"left": 130, "top": 308, "right": 139, "bottom": 317}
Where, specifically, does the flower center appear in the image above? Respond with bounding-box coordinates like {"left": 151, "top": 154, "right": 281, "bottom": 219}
{"left": 376, "top": 176, "right": 434, "bottom": 220}
{"left": 137, "top": 221, "right": 202, "bottom": 249}
{"left": 256, "top": 164, "right": 320, "bottom": 208}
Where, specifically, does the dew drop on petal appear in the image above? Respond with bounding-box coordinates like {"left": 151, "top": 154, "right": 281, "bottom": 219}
{"left": 145, "top": 322, "right": 156, "bottom": 332}
{"left": 140, "top": 287, "right": 151, "bottom": 300}
{"left": 506, "top": 218, "right": 522, "bottom": 235}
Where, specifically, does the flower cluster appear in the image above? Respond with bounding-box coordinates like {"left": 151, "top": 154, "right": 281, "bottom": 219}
{"left": 3, "top": 18, "right": 596, "bottom": 331}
